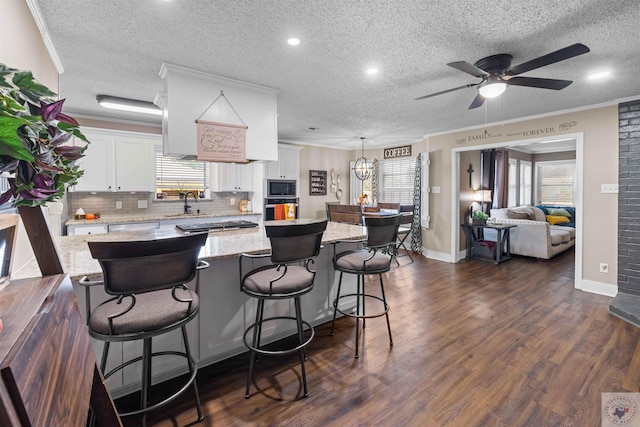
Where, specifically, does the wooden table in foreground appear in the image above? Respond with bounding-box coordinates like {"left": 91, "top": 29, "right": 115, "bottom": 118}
{"left": 0, "top": 274, "right": 121, "bottom": 426}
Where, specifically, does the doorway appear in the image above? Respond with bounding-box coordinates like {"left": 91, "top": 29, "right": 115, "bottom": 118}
{"left": 450, "top": 132, "right": 584, "bottom": 290}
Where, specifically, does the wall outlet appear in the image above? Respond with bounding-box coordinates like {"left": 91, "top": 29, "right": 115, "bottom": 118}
{"left": 230, "top": 198, "right": 235, "bottom": 206}
{"left": 600, "top": 263, "right": 609, "bottom": 273}
{"left": 137, "top": 200, "right": 147, "bottom": 209}
{"left": 116, "top": 201, "right": 122, "bottom": 209}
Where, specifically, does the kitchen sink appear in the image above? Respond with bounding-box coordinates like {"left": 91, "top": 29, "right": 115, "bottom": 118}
{"left": 164, "top": 213, "right": 209, "bottom": 218}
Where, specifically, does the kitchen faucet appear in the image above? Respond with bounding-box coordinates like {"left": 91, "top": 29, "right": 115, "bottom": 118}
{"left": 183, "top": 191, "right": 198, "bottom": 214}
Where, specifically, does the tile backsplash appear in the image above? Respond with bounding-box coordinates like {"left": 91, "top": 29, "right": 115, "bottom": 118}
{"left": 67, "top": 192, "right": 250, "bottom": 217}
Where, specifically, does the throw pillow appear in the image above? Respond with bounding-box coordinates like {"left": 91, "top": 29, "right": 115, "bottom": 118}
{"left": 547, "top": 208, "right": 572, "bottom": 217}
{"left": 546, "top": 215, "right": 570, "bottom": 225}
{"left": 531, "top": 206, "right": 546, "bottom": 222}
{"left": 508, "top": 210, "right": 533, "bottom": 220}
{"left": 490, "top": 208, "right": 509, "bottom": 219}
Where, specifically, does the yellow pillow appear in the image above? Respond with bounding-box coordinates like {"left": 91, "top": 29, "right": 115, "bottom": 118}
{"left": 546, "top": 215, "right": 570, "bottom": 225}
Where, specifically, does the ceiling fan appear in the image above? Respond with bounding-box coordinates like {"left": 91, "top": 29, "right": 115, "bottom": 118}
{"left": 415, "top": 43, "right": 590, "bottom": 109}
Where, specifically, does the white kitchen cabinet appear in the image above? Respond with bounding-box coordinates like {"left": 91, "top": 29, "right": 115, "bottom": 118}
{"left": 67, "top": 224, "right": 108, "bottom": 236}
{"left": 72, "top": 128, "right": 158, "bottom": 192}
{"left": 265, "top": 145, "right": 300, "bottom": 179}
{"left": 211, "top": 163, "right": 253, "bottom": 192}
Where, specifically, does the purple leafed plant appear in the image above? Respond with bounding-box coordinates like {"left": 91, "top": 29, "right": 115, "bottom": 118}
{"left": 0, "top": 64, "right": 88, "bottom": 207}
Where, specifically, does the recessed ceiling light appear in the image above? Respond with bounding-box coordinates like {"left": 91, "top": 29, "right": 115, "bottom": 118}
{"left": 287, "top": 38, "right": 300, "bottom": 46}
{"left": 587, "top": 71, "right": 612, "bottom": 81}
{"left": 366, "top": 68, "right": 378, "bottom": 75}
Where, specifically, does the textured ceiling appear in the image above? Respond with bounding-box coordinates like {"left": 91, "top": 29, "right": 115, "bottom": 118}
{"left": 32, "top": 0, "right": 640, "bottom": 150}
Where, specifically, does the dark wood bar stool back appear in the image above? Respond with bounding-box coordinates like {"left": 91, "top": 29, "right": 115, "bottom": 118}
{"left": 81, "top": 233, "right": 209, "bottom": 427}
{"left": 330, "top": 214, "right": 401, "bottom": 358}
{"left": 327, "top": 204, "right": 364, "bottom": 225}
{"left": 396, "top": 204, "right": 415, "bottom": 264}
{"left": 239, "top": 220, "right": 328, "bottom": 399}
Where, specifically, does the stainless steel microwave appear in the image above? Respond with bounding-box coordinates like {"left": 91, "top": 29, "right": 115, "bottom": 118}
{"left": 266, "top": 180, "right": 297, "bottom": 197}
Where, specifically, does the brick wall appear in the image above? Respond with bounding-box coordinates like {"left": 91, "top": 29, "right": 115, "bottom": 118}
{"left": 618, "top": 100, "right": 640, "bottom": 295}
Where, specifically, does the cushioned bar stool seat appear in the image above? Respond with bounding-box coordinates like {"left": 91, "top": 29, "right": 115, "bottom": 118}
{"left": 331, "top": 215, "right": 401, "bottom": 358}
{"left": 240, "top": 220, "right": 328, "bottom": 399}
{"left": 80, "top": 233, "right": 209, "bottom": 427}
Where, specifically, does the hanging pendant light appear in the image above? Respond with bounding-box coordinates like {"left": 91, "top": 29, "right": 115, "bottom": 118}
{"left": 353, "top": 137, "right": 373, "bottom": 180}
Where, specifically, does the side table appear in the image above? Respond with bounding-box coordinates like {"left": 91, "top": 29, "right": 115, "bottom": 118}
{"left": 461, "top": 222, "right": 517, "bottom": 264}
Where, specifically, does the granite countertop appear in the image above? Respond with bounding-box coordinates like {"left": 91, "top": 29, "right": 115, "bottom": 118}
{"left": 66, "top": 210, "right": 260, "bottom": 226}
{"left": 15, "top": 220, "right": 366, "bottom": 281}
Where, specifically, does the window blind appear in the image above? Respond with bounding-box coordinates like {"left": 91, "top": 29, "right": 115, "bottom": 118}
{"left": 155, "top": 146, "right": 209, "bottom": 193}
{"left": 378, "top": 157, "right": 416, "bottom": 204}
{"left": 536, "top": 161, "right": 575, "bottom": 206}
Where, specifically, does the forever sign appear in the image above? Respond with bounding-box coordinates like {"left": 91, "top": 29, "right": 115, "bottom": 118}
{"left": 383, "top": 145, "right": 412, "bottom": 159}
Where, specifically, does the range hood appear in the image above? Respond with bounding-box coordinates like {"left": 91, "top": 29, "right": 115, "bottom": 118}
{"left": 158, "top": 63, "right": 279, "bottom": 162}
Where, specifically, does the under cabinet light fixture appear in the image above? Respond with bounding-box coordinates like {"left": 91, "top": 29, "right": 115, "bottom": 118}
{"left": 96, "top": 95, "right": 162, "bottom": 116}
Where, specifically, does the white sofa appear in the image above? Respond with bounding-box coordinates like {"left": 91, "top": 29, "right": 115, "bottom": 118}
{"left": 488, "top": 206, "right": 575, "bottom": 259}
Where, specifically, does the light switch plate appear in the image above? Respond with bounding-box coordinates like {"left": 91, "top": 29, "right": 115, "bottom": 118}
{"left": 601, "top": 184, "right": 619, "bottom": 193}
{"left": 116, "top": 201, "right": 122, "bottom": 209}
{"left": 138, "top": 200, "right": 147, "bottom": 209}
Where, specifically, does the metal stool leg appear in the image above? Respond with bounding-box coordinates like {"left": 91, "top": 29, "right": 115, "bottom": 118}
{"left": 294, "top": 297, "right": 309, "bottom": 398}
{"left": 330, "top": 271, "right": 344, "bottom": 335}
{"left": 100, "top": 341, "right": 110, "bottom": 372}
{"left": 379, "top": 274, "right": 393, "bottom": 347}
{"left": 355, "top": 274, "right": 362, "bottom": 359}
{"left": 140, "top": 338, "right": 152, "bottom": 427}
{"left": 245, "top": 299, "right": 265, "bottom": 399}
{"left": 181, "top": 325, "right": 203, "bottom": 422}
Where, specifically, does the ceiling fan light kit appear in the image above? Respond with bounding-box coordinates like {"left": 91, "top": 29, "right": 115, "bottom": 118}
{"left": 478, "top": 79, "right": 507, "bottom": 99}
{"left": 416, "top": 43, "right": 590, "bottom": 109}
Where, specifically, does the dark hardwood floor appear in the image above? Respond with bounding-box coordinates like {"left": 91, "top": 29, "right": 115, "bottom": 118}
{"left": 120, "top": 249, "right": 640, "bottom": 426}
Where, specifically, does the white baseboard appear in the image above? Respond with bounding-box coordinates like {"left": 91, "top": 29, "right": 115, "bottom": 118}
{"left": 578, "top": 279, "right": 617, "bottom": 297}
{"left": 422, "top": 248, "right": 452, "bottom": 263}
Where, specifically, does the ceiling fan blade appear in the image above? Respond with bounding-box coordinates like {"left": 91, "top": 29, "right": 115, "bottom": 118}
{"left": 507, "top": 43, "right": 590, "bottom": 75}
{"left": 415, "top": 83, "right": 478, "bottom": 101}
{"left": 468, "top": 93, "right": 485, "bottom": 109}
{"left": 447, "top": 61, "right": 490, "bottom": 78}
{"left": 507, "top": 76, "right": 573, "bottom": 90}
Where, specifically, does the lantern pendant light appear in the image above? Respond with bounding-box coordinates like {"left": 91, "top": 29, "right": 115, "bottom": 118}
{"left": 353, "top": 137, "right": 373, "bottom": 180}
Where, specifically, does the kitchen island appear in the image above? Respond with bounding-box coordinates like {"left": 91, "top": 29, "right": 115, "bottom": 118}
{"left": 15, "top": 220, "right": 366, "bottom": 398}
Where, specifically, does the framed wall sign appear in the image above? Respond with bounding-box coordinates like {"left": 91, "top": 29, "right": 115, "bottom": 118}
{"left": 383, "top": 145, "right": 412, "bottom": 159}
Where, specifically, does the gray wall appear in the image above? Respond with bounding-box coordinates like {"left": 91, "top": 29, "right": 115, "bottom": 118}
{"left": 618, "top": 100, "right": 640, "bottom": 295}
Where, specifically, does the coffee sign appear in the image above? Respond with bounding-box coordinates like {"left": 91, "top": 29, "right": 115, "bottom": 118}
{"left": 384, "top": 145, "right": 412, "bottom": 159}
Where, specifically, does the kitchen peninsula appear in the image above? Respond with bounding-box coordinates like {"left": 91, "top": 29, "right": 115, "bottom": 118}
{"left": 15, "top": 220, "right": 366, "bottom": 398}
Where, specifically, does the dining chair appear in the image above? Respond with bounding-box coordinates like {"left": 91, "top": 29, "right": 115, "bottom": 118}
{"left": 377, "top": 202, "right": 400, "bottom": 212}
{"left": 327, "top": 204, "right": 364, "bottom": 225}
{"left": 395, "top": 204, "right": 415, "bottom": 264}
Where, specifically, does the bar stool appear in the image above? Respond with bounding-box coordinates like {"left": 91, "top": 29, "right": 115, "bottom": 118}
{"left": 330, "top": 215, "right": 401, "bottom": 358}
{"left": 239, "top": 220, "right": 328, "bottom": 398}
{"left": 79, "top": 233, "right": 209, "bottom": 427}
